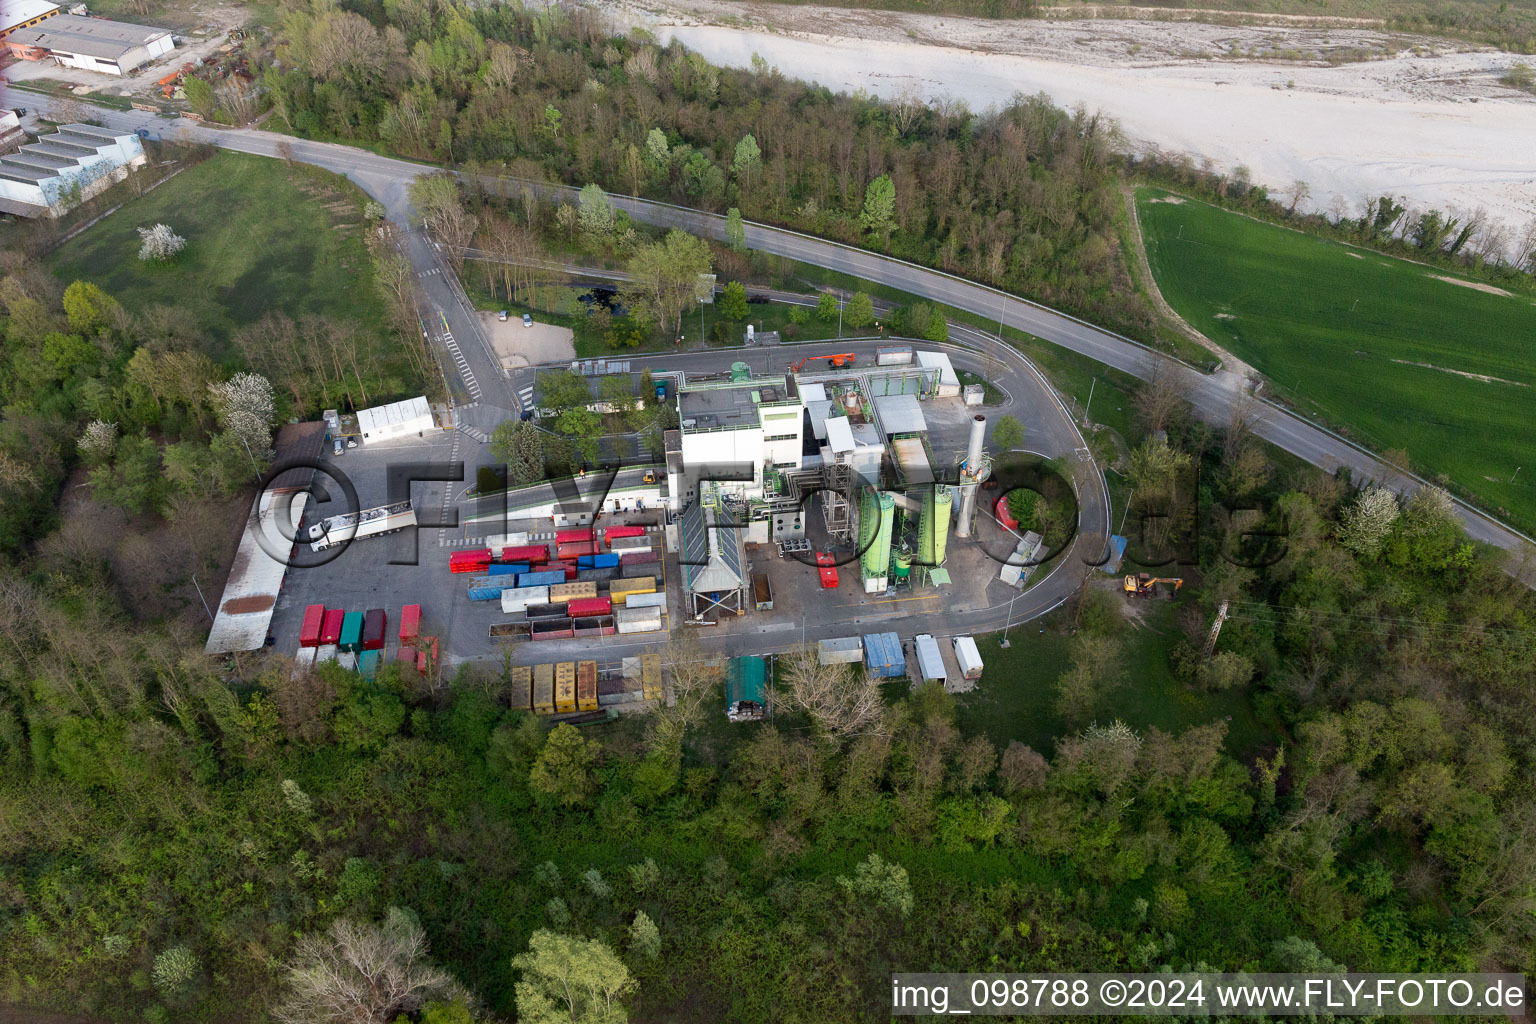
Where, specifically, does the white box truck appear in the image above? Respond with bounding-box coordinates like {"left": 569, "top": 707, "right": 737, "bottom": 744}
{"left": 952, "top": 635, "right": 984, "bottom": 680}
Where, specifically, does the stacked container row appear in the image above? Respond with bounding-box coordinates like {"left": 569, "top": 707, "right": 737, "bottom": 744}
{"left": 548, "top": 581, "right": 598, "bottom": 604}
{"left": 500, "top": 585, "right": 550, "bottom": 615}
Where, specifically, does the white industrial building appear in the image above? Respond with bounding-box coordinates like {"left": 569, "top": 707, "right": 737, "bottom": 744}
{"left": 4, "top": 12, "right": 172, "bottom": 73}
{"left": 0, "top": 122, "right": 144, "bottom": 218}
{"left": 673, "top": 374, "right": 802, "bottom": 506}
{"left": 356, "top": 396, "right": 435, "bottom": 443}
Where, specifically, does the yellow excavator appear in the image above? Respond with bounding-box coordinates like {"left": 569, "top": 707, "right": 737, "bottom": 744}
{"left": 1123, "top": 573, "right": 1183, "bottom": 599}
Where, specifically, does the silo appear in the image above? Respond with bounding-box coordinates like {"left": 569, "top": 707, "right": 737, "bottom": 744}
{"left": 862, "top": 491, "right": 894, "bottom": 581}
{"left": 858, "top": 488, "right": 880, "bottom": 567}
{"left": 955, "top": 414, "right": 987, "bottom": 539}
{"left": 918, "top": 486, "right": 952, "bottom": 569}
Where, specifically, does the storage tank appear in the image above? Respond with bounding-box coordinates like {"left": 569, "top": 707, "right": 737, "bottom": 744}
{"left": 860, "top": 491, "right": 894, "bottom": 582}
{"left": 918, "top": 487, "right": 952, "bottom": 568}
{"left": 893, "top": 551, "right": 911, "bottom": 580}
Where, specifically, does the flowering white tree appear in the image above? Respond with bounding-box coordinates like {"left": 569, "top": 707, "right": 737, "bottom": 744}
{"left": 76, "top": 419, "right": 118, "bottom": 463}
{"left": 208, "top": 372, "right": 276, "bottom": 461}
{"left": 137, "top": 223, "right": 187, "bottom": 262}
{"left": 1337, "top": 486, "right": 1400, "bottom": 558}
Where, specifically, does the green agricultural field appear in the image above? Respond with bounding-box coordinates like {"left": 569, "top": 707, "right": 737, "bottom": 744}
{"left": 1137, "top": 187, "right": 1536, "bottom": 530}
{"left": 49, "top": 151, "right": 388, "bottom": 363}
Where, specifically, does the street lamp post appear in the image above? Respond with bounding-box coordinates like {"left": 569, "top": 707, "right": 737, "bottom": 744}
{"left": 1000, "top": 590, "right": 1019, "bottom": 648}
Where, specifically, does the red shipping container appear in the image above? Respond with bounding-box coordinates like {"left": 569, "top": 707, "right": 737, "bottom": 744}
{"left": 415, "top": 636, "right": 438, "bottom": 672}
{"left": 500, "top": 544, "right": 550, "bottom": 565}
{"left": 604, "top": 525, "right": 646, "bottom": 544}
{"left": 320, "top": 608, "right": 345, "bottom": 645}
{"left": 816, "top": 552, "right": 840, "bottom": 589}
{"left": 398, "top": 604, "right": 421, "bottom": 643}
{"left": 362, "top": 608, "right": 387, "bottom": 651}
{"left": 619, "top": 550, "right": 659, "bottom": 567}
{"left": 299, "top": 604, "right": 325, "bottom": 647}
{"left": 566, "top": 596, "right": 613, "bottom": 618}
{"left": 556, "top": 527, "right": 596, "bottom": 546}
{"left": 450, "top": 549, "right": 493, "bottom": 573}
{"left": 545, "top": 560, "right": 578, "bottom": 580}
{"left": 556, "top": 540, "right": 600, "bottom": 560}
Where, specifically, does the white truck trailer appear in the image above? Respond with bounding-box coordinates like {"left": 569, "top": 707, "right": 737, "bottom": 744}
{"left": 308, "top": 500, "right": 417, "bottom": 551}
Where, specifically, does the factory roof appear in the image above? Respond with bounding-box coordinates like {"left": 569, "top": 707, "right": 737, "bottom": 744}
{"left": 915, "top": 350, "right": 960, "bottom": 388}
{"left": 891, "top": 436, "right": 934, "bottom": 484}
{"left": 806, "top": 399, "right": 834, "bottom": 440}
{"left": 1, "top": 0, "right": 59, "bottom": 34}
{"left": 825, "top": 415, "right": 854, "bottom": 454}
{"left": 799, "top": 381, "right": 827, "bottom": 404}
{"left": 7, "top": 13, "right": 168, "bottom": 59}
{"left": 679, "top": 378, "right": 794, "bottom": 431}
{"left": 679, "top": 503, "right": 746, "bottom": 593}
{"left": 873, "top": 393, "right": 927, "bottom": 436}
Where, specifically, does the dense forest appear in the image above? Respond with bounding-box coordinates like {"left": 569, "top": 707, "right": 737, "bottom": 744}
{"left": 2, "top": 282, "right": 1534, "bottom": 1017}
{"left": 262, "top": 0, "right": 1155, "bottom": 341}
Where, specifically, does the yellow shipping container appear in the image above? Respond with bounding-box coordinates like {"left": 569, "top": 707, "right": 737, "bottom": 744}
{"left": 548, "top": 581, "right": 599, "bottom": 604}
{"left": 533, "top": 663, "right": 555, "bottom": 714}
{"left": 609, "top": 576, "right": 657, "bottom": 605}
{"left": 509, "top": 665, "right": 533, "bottom": 711}
{"left": 555, "top": 661, "right": 578, "bottom": 712}
{"left": 641, "top": 652, "right": 662, "bottom": 700}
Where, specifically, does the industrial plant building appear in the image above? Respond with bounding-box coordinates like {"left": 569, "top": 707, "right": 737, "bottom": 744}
{"left": 668, "top": 348, "right": 987, "bottom": 612}
{"left": 3, "top": 11, "right": 173, "bottom": 73}
{"left": 0, "top": 122, "right": 145, "bottom": 217}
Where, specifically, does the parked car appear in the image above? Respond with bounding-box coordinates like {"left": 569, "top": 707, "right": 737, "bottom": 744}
{"left": 332, "top": 439, "right": 344, "bottom": 456}
{"left": 522, "top": 313, "right": 534, "bottom": 328}
{"left": 498, "top": 310, "right": 509, "bottom": 321}
{"left": 346, "top": 437, "right": 357, "bottom": 448}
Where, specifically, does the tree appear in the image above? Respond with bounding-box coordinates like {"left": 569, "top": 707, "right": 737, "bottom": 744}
{"left": 273, "top": 908, "right": 459, "bottom": 1024}
{"left": 491, "top": 420, "right": 544, "bottom": 486}
{"left": 724, "top": 207, "right": 746, "bottom": 252}
{"left": 815, "top": 291, "right": 839, "bottom": 323}
{"left": 731, "top": 133, "right": 761, "bottom": 183}
{"left": 998, "top": 741, "right": 1048, "bottom": 794}
{"left": 62, "top": 281, "right": 121, "bottom": 335}
{"left": 836, "top": 853, "right": 913, "bottom": 918}
{"left": 577, "top": 183, "right": 614, "bottom": 239}
{"left": 152, "top": 945, "right": 200, "bottom": 998}
{"left": 1196, "top": 651, "right": 1254, "bottom": 692}
{"left": 512, "top": 930, "right": 635, "bottom": 1024}
{"left": 183, "top": 75, "right": 216, "bottom": 120}
{"left": 780, "top": 647, "right": 885, "bottom": 743}
{"left": 860, "top": 174, "right": 896, "bottom": 245}
{"left": 76, "top": 419, "right": 117, "bottom": 464}
{"left": 718, "top": 281, "right": 749, "bottom": 323}
{"left": 409, "top": 173, "right": 476, "bottom": 269}
{"left": 625, "top": 230, "right": 711, "bottom": 337}
{"left": 1053, "top": 634, "right": 1122, "bottom": 726}
{"left": 529, "top": 723, "right": 600, "bottom": 806}
{"left": 628, "top": 911, "right": 661, "bottom": 960}
{"left": 992, "top": 415, "right": 1024, "bottom": 452}
{"left": 844, "top": 291, "right": 874, "bottom": 330}
{"left": 1336, "top": 486, "right": 1399, "bottom": 559}
{"left": 137, "top": 223, "right": 186, "bottom": 263}
{"left": 208, "top": 371, "right": 276, "bottom": 462}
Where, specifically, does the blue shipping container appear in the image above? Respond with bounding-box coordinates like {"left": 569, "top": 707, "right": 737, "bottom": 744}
{"left": 467, "top": 577, "right": 505, "bottom": 600}
{"left": 862, "top": 632, "right": 907, "bottom": 678}
{"left": 488, "top": 562, "right": 529, "bottom": 576}
{"left": 577, "top": 553, "right": 621, "bottom": 569}
{"left": 518, "top": 570, "right": 565, "bottom": 588}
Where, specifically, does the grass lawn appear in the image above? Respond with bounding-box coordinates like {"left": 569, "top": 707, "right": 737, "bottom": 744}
{"left": 1137, "top": 186, "right": 1536, "bottom": 530}
{"left": 49, "top": 152, "right": 388, "bottom": 363}
{"left": 955, "top": 599, "right": 1277, "bottom": 761}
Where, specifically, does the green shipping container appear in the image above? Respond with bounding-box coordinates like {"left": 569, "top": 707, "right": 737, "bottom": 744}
{"left": 358, "top": 649, "right": 381, "bottom": 681}
{"left": 339, "top": 611, "right": 364, "bottom": 653}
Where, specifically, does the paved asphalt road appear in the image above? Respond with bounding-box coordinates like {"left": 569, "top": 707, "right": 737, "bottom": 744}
{"left": 25, "top": 101, "right": 1534, "bottom": 580}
